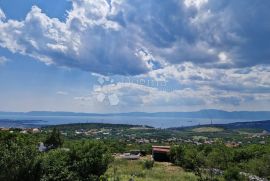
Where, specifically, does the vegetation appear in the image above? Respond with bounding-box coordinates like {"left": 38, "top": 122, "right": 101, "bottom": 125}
{"left": 192, "top": 127, "right": 224, "bottom": 133}
{"left": 1, "top": 122, "right": 270, "bottom": 180}
{"left": 0, "top": 132, "right": 39, "bottom": 181}
{"left": 105, "top": 158, "right": 198, "bottom": 181}
{"left": 44, "top": 128, "right": 63, "bottom": 149}
{"left": 143, "top": 160, "right": 154, "bottom": 170}
{"left": 170, "top": 143, "right": 270, "bottom": 180}
{"left": 0, "top": 130, "right": 113, "bottom": 181}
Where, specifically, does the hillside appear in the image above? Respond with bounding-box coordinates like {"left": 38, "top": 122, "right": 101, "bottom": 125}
{"left": 1, "top": 109, "right": 270, "bottom": 120}
{"left": 171, "top": 120, "right": 270, "bottom": 132}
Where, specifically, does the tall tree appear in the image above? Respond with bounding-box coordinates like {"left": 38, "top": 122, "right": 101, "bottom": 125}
{"left": 44, "top": 128, "right": 63, "bottom": 149}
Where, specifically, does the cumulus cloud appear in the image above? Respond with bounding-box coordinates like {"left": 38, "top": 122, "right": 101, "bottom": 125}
{"left": 0, "top": 2, "right": 152, "bottom": 75}
{"left": 0, "top": 0, "right": 269, "bottom": 76}
{"left": 190, "top": 0, "right": 270, "bottom": 67}
{"left": 75, "top": 82, "right": 208, "bottom": 109}
{"left": 1, "top": 0, "right": 270, "bottom": 110}
{"left": 74, "top": 70, "right": 270, "bottom": 110}
{"left": 139, "top": 62, "right": 270, "bottom": 108}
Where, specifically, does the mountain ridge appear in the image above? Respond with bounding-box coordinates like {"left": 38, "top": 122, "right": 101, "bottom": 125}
{"left": 0, "top": 109, "right": 270, "bottom": 120}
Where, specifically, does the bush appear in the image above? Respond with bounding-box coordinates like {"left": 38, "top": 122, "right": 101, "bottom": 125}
{"left": 69, "top": 141, "right": 113, "bottom": 180}
{"left": 245, "top": 155, "right": 270, "bottom": 178}
{"left": 143, "top": 160, "right": 154, "bottom": 169}
{"left": 224, "top": 167, "right": 244, "bottom": 181}
{"left": 0, "top": 132, "right": 39, "bottom": 181}
{"left": 36, "top": 149, "right": 78, "bottom": 181}
{"left": 0, "top": 131, "right": 113, "bottom": 181}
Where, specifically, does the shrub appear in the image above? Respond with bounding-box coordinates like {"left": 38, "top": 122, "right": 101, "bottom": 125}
{"left": 143, "top": 160, "right": 154, "bottom": 170}
{"left": 224, "top": 167, "right": 244, "bottom": 181}
{"left": 44, "top": 128, "right": 63, "bottom": 149}
{"left": 69, "top": 141, "right": 113, "bottom": 180}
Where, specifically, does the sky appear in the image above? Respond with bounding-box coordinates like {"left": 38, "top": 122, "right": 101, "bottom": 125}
{"left": 0, "top": 0, "right": 269, "bottom": 113}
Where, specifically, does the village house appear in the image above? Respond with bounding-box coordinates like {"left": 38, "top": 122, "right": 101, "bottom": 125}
{"left": 152, "top": 146, "right": 170, "bottom": 162}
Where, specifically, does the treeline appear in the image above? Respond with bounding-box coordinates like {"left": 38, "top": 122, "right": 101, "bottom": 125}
{"left": 44, "top": 123, "right": 145, "bottom": 131}
{"left": 0, "top": 129, "right": 113, "bottom": 181}
{"left": 170, "top": 143, "right": 270, "bottom": 180}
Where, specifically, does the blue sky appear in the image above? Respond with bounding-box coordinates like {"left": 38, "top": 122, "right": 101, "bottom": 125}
{"left": 0, "top": 0, "right": 269, "bottom": 113}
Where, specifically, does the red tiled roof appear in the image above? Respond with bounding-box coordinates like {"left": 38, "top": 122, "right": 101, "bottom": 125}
{"left": 152, "top": 146, "right": 170, "bottom": 149}
{"left": 152, "top": 148, "right": 170, "bottom": 153}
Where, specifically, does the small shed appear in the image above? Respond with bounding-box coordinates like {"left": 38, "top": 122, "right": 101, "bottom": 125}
{"left": 152, "top": 146, "right": 170, "bottom": 162}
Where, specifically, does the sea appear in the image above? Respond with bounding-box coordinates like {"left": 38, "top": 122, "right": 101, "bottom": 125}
{"left": 0, "top": 115, "right": 259, "bottom": 128}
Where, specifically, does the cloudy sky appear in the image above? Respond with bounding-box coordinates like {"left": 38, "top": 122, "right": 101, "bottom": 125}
{"left": 0, "top": 0, "right": 269, "bottom": 113}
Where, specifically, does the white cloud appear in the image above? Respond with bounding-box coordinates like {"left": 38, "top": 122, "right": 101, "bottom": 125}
{"left": 74, "top": 78, "right": 259, "bottom": 110}
{"left": 0, "top": 8, "right": 5, "bottom": 21}
{"left": 75, "top": 82, "right": 207, "bottom": 109}
{"left": 56, "top": 91, "right": 69, "bottom": 95}
{"left": 1, "top": 0, "right": 269, "bottom": 76}
{"left": 67, "top": 0, "right": 120, "bottom": 30}
{"left": 0, "top": 1, "right": 156, "bottom": 75}
{"left": 145, "top": 62, "right": 270, "bottom": 108}
{"left": 0, "top": 0, "right": 270, "bottom": 111}
{"left": 0, "top": 56, "right": 8, "bottom": 65}
{"left": 184, "top": 0, "right": 208, "bottom": 9}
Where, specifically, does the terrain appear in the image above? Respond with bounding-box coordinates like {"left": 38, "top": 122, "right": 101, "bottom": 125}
{"left": 1, "top": 109, "right": 270, "bottom": 119}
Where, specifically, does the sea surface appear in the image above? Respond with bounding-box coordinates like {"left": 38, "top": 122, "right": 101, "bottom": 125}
{"left": 0, "top": 115, "right": 259, "bottom": 128}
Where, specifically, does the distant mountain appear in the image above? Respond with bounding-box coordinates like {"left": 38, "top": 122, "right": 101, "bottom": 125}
{"left": 0, "top": 109, "right": 270, "bottom": 120}
{"left": 119, "top": 109, "right": 270, "bottom": 119}
{"left": 0, "top": 111, "right": 104, "bottom": 117}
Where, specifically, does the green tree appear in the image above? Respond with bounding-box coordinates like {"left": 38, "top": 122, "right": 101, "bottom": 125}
{"left": 170, "top": 145, "right": 185, "bottom": 165}
{"left": 206, "top": 145, "right": 232, "bottom": 170}
{"left": 170, "top": 145, "right": 205, "bottom": 180}
{"left": 69, "top": 141, "right": 113, "bottom": 181}
{"left": 183, "top": 148, "right": 205, "bottom": 180}
{"left": 44, "top": 128, "right": 63, "bottom": 149}
{"left": 0, "top": 132, "right": 39, "bottom": 181}
{"left": 36, "top": 149, "right": 78, "bottom": 181}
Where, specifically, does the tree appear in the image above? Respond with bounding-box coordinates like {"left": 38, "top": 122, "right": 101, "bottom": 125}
{"left": 170, "top": 145, "right": 205, "bottom": 180}
{"left": 206, "top": 145, "right": 232, "bottom": 170}
{"left": 183, "top": 148, "right": 205, "bottom": 180}
{"left": 0, "top": 131, "right": 113, "bottom": 181}
{"left": 0, "top": 132, "right": 39, "bottom": 181}
{"left": 36, "top": 149, "right": 78, "bottom": 181}
{"left": 44, "top": 128, "right": 63, "bottom": 149}
{"left": 69, "top": 141, "right": 113, "bottom": 181}
{"left": 170, "top": 145, "right": 185, "bottom": 165}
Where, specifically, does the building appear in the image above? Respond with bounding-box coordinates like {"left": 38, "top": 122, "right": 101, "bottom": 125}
{"left": 152, "top": 146, "right": 170, "bottom": 162}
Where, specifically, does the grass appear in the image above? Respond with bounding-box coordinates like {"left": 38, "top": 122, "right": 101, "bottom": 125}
{"left": 236, "top": 128, "right": 263, "bottom": 134}
{"left": 105, "top": 157, "right": 198, "bottom": 181}
{"left": 192, "top": 127, "right": 224, "bottom": 133}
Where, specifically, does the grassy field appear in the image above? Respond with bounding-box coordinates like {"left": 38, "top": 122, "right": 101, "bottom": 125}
{"left": 192, "top": 127, "right": 224, "bottom": 133}
{"left": 105, "top": 157, "right": 198, "bottom": 181}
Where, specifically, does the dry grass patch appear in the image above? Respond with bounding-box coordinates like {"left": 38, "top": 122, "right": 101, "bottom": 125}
{"left": 105, "top": 157, "right": 198, "bottom": 181}
{"left": 192, "top": 127, "right": 224, "bottom": 133}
